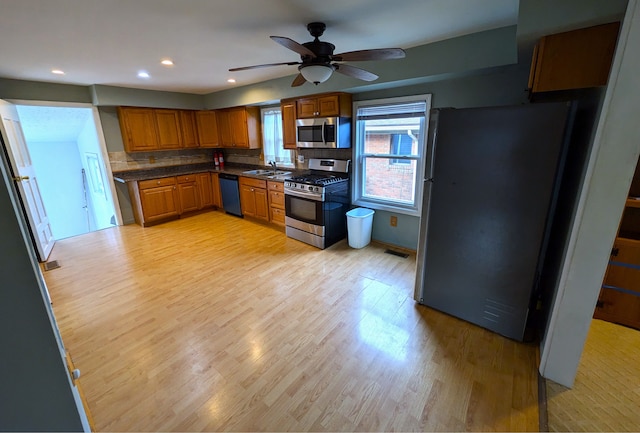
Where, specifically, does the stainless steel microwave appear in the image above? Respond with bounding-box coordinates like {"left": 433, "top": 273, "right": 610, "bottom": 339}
{"left": 296, "top": 117, "right": 351, "bottom": 148}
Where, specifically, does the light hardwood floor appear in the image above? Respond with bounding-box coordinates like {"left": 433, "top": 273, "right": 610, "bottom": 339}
{"left": 546, "top": 319, "right": 640, "bottom": 432}
{"left": 43, "top": 210, "right": 539, "bottom": 431}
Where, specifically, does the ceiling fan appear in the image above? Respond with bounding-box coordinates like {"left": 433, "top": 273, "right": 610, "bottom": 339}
{"left": 229, "top": 22, "right": 406, "bottom": 87}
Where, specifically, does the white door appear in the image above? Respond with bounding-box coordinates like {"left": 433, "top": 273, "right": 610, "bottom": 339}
{"left": 0, "top": 99, "right": 54, "bottom": 261}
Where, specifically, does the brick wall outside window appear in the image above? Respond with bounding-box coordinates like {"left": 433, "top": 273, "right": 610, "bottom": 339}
{"left": 364, "top": 134, "right": 417, "bottom": 203}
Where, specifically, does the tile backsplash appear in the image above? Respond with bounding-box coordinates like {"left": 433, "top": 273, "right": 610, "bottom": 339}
{"left": 109, "top": 147, "right": 354, "bottom": 172}
{"left": 109, "top": 149, "right": 214, "bottom": 172}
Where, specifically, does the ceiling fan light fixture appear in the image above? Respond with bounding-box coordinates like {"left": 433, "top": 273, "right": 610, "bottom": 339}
{"left": 300, "top": 64, "right": 333, "bottom": 84}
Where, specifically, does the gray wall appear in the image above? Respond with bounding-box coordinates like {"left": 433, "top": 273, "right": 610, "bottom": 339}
{"left": 0, "top": 143, "right": 84, "bottom": 430}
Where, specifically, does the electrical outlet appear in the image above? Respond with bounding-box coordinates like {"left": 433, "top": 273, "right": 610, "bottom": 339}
{"left": 149, "top": 155, "right": 155, "bottom": 164}
{"left": 390, "top": 215, "right": 398, "bottom": 227}
{"left": 298, "top": 154, "right": 305, "bottom": 163}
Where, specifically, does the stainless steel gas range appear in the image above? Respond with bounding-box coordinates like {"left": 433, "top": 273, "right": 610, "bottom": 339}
{"left": 284, "top": 159, "right": 350, "bottom": 249}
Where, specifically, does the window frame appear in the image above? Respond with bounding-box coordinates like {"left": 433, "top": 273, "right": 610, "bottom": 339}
{"left": 352, "top": 94, "right": 432, "bottom": 217}
{"left": 260, "top": 106, "right": 295, "bottom": 168}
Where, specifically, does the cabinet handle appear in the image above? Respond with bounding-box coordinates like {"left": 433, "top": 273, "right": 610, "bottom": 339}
{"left": 157, "top": 181, "right": 161, "bottom": 185}
{"left": 251, "top": 188, "right": 254, "bottom": 192}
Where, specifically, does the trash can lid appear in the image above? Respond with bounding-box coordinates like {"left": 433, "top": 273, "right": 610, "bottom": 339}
{"left": 346, "top": 207, "right": 375, "bottom": 218}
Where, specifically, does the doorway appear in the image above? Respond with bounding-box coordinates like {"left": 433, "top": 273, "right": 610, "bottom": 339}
{"left": 8, "top": 102, "right": 121, "bottom": 247}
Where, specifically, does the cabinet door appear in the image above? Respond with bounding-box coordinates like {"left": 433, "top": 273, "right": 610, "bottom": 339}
{"left": 296, "top": 98, "right": 318, "bottom": 118}
{"left": 196, "top": 172, "right": 213, "bottom": 208}
{"left": 229, "top": 108, "right": 249, "bottom": 148}
{"left": 529, "top": 22, "right": 620, "bottom": 93}
{"left": 180, "top": 110, "right": 199, "bottom": 148}
{"left": 118, "top": 107, "right": 158, "bottom": 152}
{"left": 594, "top": 237, "right": 640, "bottom": 329}
{"left": 281, "top": 102, "right": 297, "bottom": 149}
{"left": 211, "top": 173, "right": 222, "bottom": 208}
{"left": 155, "top": 109, "right": 183, "bottom": 149}
{"left": 140, "top": 185, "right": 179, "bottom": 222}
{"left": 318, "top": 95, "right": 340, "bottom": 116}
{"left": 177, "top": 180, "right": 199, "bottom": 214}
{"left": 240, "top": 184, "right": 256, "bottom": 217}
{"left": 254, "top": 188, "right": 269, "bottom": 220}
{"left": 195, "top": 110, "right": 219, "bottom": 148}
{"left": 217, "top": 109, "right": 233, "bottom": 147}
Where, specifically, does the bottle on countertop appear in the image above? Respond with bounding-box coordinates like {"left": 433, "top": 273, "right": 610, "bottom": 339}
{"left": 214, "top": 150, "right": 220, "bottom": 168}
{"left": 219, "top": 152, "right": 225, "bottom": 170}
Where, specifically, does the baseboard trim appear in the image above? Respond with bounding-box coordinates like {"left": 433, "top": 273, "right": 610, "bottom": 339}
{"left": 370, "top": 240, "right": 416, "bottom": 256}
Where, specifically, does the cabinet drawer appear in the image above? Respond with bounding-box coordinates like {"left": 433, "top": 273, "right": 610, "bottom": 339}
{"left": 138, "top": 177, "right": 176, "bottom": 189}
{"left": 270, "top": 207, "right": 286, "bottom": 225}
{"left": 268, "top": 180, "right": 284, "bottom": 192}
{"left": 269, "top": 190, "right": 285, "bottom": 208}
{"left": 239, "top": 176, "right": 266, "bottom": 189}
{"left": 177, "top": 174, "right": 197, "bottom": 183}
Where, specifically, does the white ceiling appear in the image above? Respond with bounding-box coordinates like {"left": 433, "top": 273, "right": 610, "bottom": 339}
{"left": 16, "top": 105, "right": 93, "bottom": 142}
{"left": 0, "top": 0, "right": 519, "bottom": 95}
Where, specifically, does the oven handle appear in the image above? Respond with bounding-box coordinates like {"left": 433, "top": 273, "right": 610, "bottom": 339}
{"left": 285, "top": 189, "right": 323, "bottom": 202}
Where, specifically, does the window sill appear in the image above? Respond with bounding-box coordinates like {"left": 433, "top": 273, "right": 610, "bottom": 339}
{"left": 352, "top": 198, "right": 421, "bottom": 217}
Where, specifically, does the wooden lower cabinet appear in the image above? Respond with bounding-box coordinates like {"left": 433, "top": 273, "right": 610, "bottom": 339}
{"left": 268, "top": 181, "right": 285, "bottom": 226}
{"left": 195, "top": 172, "right": 213, "bottom": 209}
{"left": 211, "top": 173, "right": 222, "bottom": 208}
{"left": 130, "top": 177, "right": 180, "bottom": 226}
{"left": 177, "top": 175, "right": 199, "bottom": 213}
{"left": 239, "top": 176, "right": 269, "bottom": 221}
{"left": 594, "top": 237, "right": 640, "bottom": 329}
{"left": 129, "top": 171, "right": 222, "bottom": 227}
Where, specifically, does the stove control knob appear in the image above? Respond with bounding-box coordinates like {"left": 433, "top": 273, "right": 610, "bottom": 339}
{"left": 308, "top": 186, "right": 313, "bottom": 191}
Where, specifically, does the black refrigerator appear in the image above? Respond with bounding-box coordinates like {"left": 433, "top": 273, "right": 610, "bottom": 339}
{"left": 413, "top": 102, "right": 579, "bottom": 341}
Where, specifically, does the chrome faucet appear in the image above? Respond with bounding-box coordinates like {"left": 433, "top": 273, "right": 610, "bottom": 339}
{"left": 269, "top": 160, "right": 277, "bottom": 174}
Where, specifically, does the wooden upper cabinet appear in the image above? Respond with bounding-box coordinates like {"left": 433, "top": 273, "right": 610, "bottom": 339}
{"left": 295, "top": 93, "right": 350, "bottom": 118}
{"left": 118, "top": 107, "right": 159, "bottom": 152}
{"left": 217, "top": 109, "right": 233, "bottom": 147}
{"left": 155, "top": 109, "right": 183, "bottom": 149}
{"left": 281, "top": 100, "right": 297, "bottom": 149}
{"left": 218, "top": 106, "right": 261, "bottom": 149}
{"left": 180, "top": 110, "right": 199, "bottom": 148}
{"left": 195, "top": 110, "right": 219, "bottom": 148}
{"left": 528, "top": 22, "right": 620, "bottom": 94}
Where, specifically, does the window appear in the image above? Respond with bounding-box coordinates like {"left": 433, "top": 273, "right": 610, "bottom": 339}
{"left": 261, "top": 107, "right": 294, "bottom": 168}
{"left": 352, "top": 94, "right": 431, "bottom": 216}
{"left": 390, "top": 134, "right": 414, "bottom": 165}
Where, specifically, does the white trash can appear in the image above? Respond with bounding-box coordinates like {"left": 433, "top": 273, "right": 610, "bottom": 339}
{"left": 346, "top": 208, "right": 375, "bottom": 249}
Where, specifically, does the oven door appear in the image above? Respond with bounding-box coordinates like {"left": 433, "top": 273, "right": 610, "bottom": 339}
{"left": 285, "top": 192, "right": 324, "bottom": 228}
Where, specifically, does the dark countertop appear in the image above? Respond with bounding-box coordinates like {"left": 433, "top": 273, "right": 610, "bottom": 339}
{"left": 112, "top": 163, "right": 302, "bottom": 183}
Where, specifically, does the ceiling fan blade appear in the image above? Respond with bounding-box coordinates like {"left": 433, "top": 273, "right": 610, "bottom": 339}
{"left": 229, "top": 61, "right": 300, "bottom": 72}
{"left": 291, "top": 73, "right": 306, "bottom": 87}
{"left": 332, "top": 48, "right": 406, "bottom": 62}
{"left": 271, "top": 36, "right": 316, "bottom": 58}
{"left": 334, "top": 64, "right": 378, "bottom": 81}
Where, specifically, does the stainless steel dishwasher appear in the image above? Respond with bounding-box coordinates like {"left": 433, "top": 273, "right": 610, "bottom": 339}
{"left": 218, "top": 173, "right": 243, "bottom": 217}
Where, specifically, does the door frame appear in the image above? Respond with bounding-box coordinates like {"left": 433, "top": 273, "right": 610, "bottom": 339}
{"left": 8, "top": 99, "right": 123, "bottom": 227}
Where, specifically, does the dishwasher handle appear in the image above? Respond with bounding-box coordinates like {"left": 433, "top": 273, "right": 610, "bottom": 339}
{"left": 219, "top": 173, "right": 238, "bottom": 180}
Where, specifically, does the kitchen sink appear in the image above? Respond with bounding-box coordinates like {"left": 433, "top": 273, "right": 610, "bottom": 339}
{"left": 242, "top": 169, "right": 291, "bottom": 178}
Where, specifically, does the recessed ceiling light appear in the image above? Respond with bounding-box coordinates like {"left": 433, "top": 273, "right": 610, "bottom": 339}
{"left": 227, "top": 79, "right": 236, "bottom": 84}
{"left": 51, "top": 69, "right": 65, "bottom": 75}
{"left": 137, "top": 71, "right": 150, "bottom": 79}
{"left": 161, "top": 59, "right": 174, "bottom": 66}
